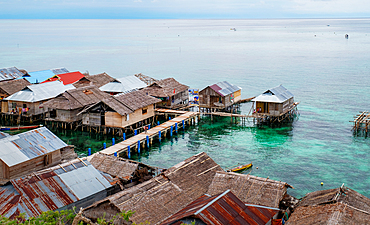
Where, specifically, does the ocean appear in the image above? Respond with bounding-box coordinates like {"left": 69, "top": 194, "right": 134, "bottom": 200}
{"left": 1, "top": 19, "right": 370, "bottom": 198}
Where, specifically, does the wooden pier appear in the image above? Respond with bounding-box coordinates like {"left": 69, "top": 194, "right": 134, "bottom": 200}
{"left": 99, "top": 110, "right": 199, "bottom": 156}
{"left": 351, "top": 111, "right": 370, "bottom": 135}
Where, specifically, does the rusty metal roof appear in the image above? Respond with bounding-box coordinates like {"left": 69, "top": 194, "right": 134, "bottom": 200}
{"left": 0, "top": 159, "right": 113, "bottom": 219}
{"left": 160, "top": 190, "right": 279, "bottom": 225}
{"left": 0, "top": 131, "right": 10, "bottom": 140}
{"left": 0, "top": 67, "right": 24, "bottom": 81}
{"left": 0, "top": 127, "right": 67, "bottom": 167}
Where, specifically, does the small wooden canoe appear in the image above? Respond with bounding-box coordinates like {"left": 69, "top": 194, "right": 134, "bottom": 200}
{"left": 0, "top": 125, "right": 42, "bottom": 131}
{"left": 227, "top": 162, "right": 253, "bottom": 173}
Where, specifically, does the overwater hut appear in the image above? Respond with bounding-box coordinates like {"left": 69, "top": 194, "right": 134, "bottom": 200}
{"left": 42, "top": 86, "right": 110, "bottom": 123}
{"left": 99, "top": 75, "right": 147, "bottom": 95}
{"left": 82, "top": 152, "right": 223, "bottom": 225}
{"left": 207, "top": 171, "right": 293, "bottom": 209}
{"left": 199, "top": 81, "right": 242, "bottom": 111}
{"left": 0, "top": 158, "right": 115, "bottom": 220}
{"left": 79, "top": 90, "right": 161, "bottom": 128}
{"left": 0, "top": 127, "right": 76, "bottom": 184}
{"left": 0, "top": 67, "right": 27, "bottom": 82}
{"left": 160, "top": 190, "right": 280, "bottom": 225}
{"left": 73, "top": 72, "right": 116, "bottom": 88}
{"left": 89, "top": 153, "right": 156, "bottom": 187}
{"left": 25, "top": 68, "right": 69, "bottom": 84}
{"left": 1, "top": 81, "right": 74, "bottom": 118}
{"left": 0, "top": 78, "right": 31, "bottom": 111}
{"left": 252, "top": 85, "right": 296, "bottom": 117}
{"left": 141, "top": 78, "right": 189, "bottom": 108}
{"left": 287, "top": 185, "right": 370, "bottom": 224}
{"left": 41, "top": 71, "right": 85, "bottom": 85}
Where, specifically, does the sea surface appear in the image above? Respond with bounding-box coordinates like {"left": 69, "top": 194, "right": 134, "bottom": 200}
{"left": 1, "top": 19, "right": 370, "bottom": 198}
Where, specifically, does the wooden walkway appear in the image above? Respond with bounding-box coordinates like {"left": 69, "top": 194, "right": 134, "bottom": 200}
{"left": 99, "top": 111, "right": 199, "bottom": 156}
{"left": 351, "top": 111, "right": 370, "bottom": 134}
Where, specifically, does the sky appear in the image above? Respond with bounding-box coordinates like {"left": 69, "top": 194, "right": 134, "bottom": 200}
{"left": 0, "top": 0, "right": 369, "bottom": 19}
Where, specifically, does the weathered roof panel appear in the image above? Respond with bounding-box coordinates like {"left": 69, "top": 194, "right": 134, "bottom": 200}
{"left": 57, "top": 161, "right": 112, "bottom": 200}
{"left": 0, "top": 78, "right": 31, "bottom": 96}
{"left": 0, "top": 67, "right": 24, "bottom": 81}
{"left": 0, "top": 131, "right": 10, "bottom": 140}
{"left": 209, "top": 81, "right": 241, "bottom": 97}
{"left": 4, "top": 81, "right": 75, "bottom": 102}
{"left": 253, "top": 85, "right": 294, "bottom": 103}
{"left": 0, "top": 127, "right": 67, "bottom": 167}
{"left": 0, "top": 158, "right": 113, "bottom": 219}
{"left": 161, "top": 190, "right": 279, "bottom": 225}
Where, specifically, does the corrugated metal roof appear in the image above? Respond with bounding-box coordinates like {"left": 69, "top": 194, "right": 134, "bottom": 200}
{"left": 4, "top": 81, "right": 75, "bottom": 103}
{"left": 100, "top": 75, "right": 147, "bottom": 94}
{"left": 0, "top": 67, "right": 24, "bottom": 81}
{"left": 0, "top": 127, "right": 67, "bottom": 167}
{"left": 41, "top": 71, "right": 85, "bottom": 85}
{"left": 161, "top": 190, "right": 279, "bottom": 225}
{"left": 26, "top": 68, "right": 69, "bottom": 84}
{"left": 209, "top": 81, "right": 241, "bottom": 97}
{"left": 0, "top": 159, "right": 113, "bottom": 219}
{"left": 0, "top": 131, "right": 10, "bottom": 140}
{"left": 252, "top": 85, "right": 294, "bottom": 103}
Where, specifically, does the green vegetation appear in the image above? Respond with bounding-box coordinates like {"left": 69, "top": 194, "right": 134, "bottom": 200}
{"left": 0, "top": 208, "right": 149, "bottom": 225}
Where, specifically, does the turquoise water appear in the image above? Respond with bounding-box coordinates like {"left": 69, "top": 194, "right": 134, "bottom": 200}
{"left": 1, "top": 19, "right": 370, "bottom": 198}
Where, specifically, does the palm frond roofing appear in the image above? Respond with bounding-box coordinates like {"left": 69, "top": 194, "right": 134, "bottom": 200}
{"left": 252, "top": 84, "right": 294, "bottom": 103}
{"left": 4, "top": 81, "right": 75, "bottom": 102}
{"left": 0, "top": 78, "right": 31, "bottom": 96}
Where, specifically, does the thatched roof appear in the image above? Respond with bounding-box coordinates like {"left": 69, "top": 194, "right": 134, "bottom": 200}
{"left": 42, "top": 86, "right": 110, "bottom": 110}
{"left": 89, "top": 153, "right": 139, "bottom": 180}
{"left": 207, "top": 171, "right": 293, "bottom": 208}
{"left": 0, "top": 78, "right": 31, "bottom": 96}
{"left": 141, "top": 78, "right": 189, "bottom": 98}
{"left": 287, "top": 202, "right": 370, "bottom": 224}
{"left": 83, "top": 152, "right": 223, "bottom": 225}
{"left": 87, "top": 73, "right": 116, "bottom": 88}
{"left": 78, "top": 90, "right": 161, "bottom": 116}
{"left": 287, "top": 186, "right": 370, "bottom": 224}
{"left": 114, "top": 90, "right": 161, "bottom": 111}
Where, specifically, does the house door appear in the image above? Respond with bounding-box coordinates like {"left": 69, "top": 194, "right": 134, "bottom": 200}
{"left": 101, "top": 111, "right": 105, "bottom": 126}
{"left": 264, "top": 102, "right": 269, "bottom": 113}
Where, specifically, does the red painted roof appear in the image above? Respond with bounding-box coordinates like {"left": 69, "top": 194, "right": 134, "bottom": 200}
{"left": 41, "top": 71, "right": 85, "bottom": 85}
{"left": 160, "top": 190, "right": 279, "bottom": 225}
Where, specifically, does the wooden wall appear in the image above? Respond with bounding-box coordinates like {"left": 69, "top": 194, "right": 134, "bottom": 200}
{"left": 199, "top": 87, "right": 221, "bottom": 107}
{"left": 0, "top": 161, "right": 3, "bottom": 179}
{"left": 56, "top": 109, "right": 82, "bottom": 122}
{"left": 104, "top": 104, "right": 155, "bottom": 128}
{"left": 2, "top": 150, "right": 61, "bottom": 180}
{"left": 4, "top": 100, "right": 46, "bottom": 116}
{"left": 82, "top": 113, "right": 101, "bottom": 126}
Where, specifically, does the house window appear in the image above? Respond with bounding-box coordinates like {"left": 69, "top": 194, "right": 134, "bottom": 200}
{"left": 142, "top": 108, "right": 148, "bottom": 115}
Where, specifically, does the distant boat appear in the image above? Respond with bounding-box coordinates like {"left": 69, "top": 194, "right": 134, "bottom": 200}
{"left": 345, "top": 34, "right": 349, "bottom": 39}
{"left": 0, "top": 125, "right": 42, "bottom": 131}
{"left": 227, "top": 162, "right": 253, "bottom": 173}
{"left": 230, "top": 28, "right": 236, "bottom": 31}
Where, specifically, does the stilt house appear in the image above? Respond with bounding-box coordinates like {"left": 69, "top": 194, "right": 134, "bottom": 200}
{"left": 41, "top": 86, "right": 110, "bottom": 122}
{"left": 0, "top": 78, "right": 31, "bottom": 111}
{"left": 73, "top": 72, "right": 116, "bottom": 89}
{"left": 0, "top": 158, "right": 114, "bottom": 220}
{"left": 0, "top": 127, "right": 71, "bottom": 183}
{"left": 199, "top": 81, "right": 242, "bottom": 110}
{"left": 100, "top": 75, "right": 147, "bottom": 95}
{"left": 252, "top": 85, "right": 295, "bottom": 116}
{"left": 141, "top": 78, "right": 189, "bottom": 108}
{"left": 78, "top": 90, "right": 161, "bottom": 128}
{"left": 1, "top": 81, "right": 74, "bottom": 116}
